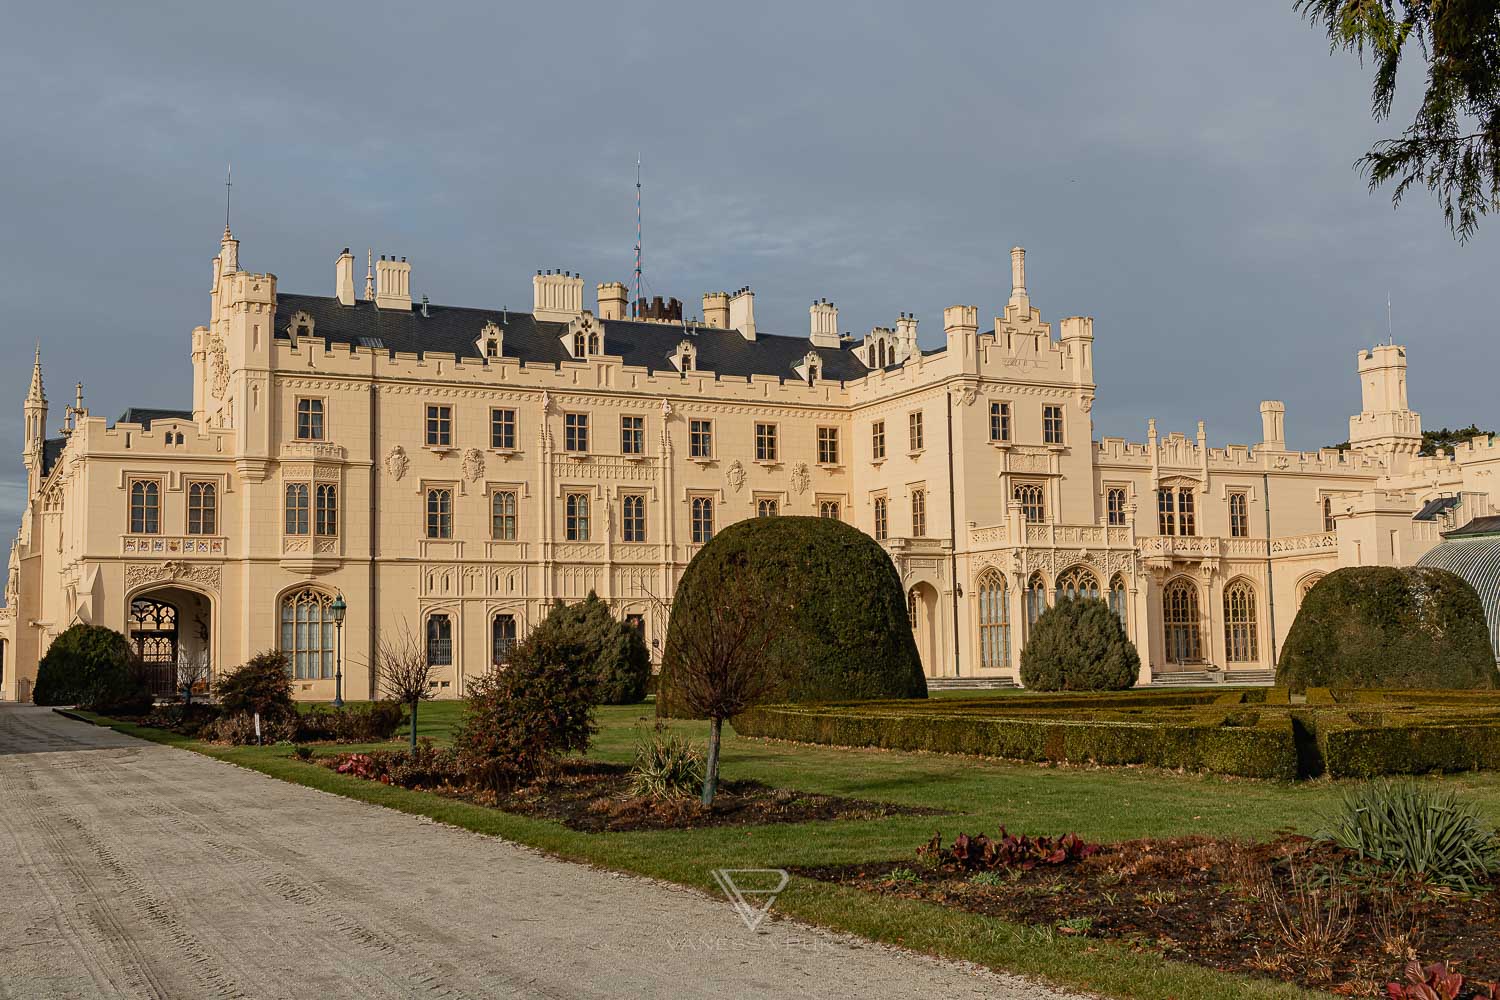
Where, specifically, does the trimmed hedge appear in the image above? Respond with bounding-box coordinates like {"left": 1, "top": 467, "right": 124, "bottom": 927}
{"left": 1019, "top": 597, "right": 1140, "bottom": 691}
{"left": 657, "top": 516, "right": 927, "bottom": 716}
{"left": 1277, "top": 566, "right": 1499, "bottom": 692}
{"left": 730, "top": 688, "right": 1500, "bottom": 780}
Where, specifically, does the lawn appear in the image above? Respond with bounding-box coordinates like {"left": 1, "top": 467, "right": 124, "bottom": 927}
{"left": 77, "top": 698, "right": 1500, "bottom": 1000}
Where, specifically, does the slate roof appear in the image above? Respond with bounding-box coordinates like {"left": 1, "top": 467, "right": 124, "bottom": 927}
{"left": 114, "top": 408, "right": 194, "bottom": 430}
{"left": 40, "top": 437, "right": 64, "bottom": 477}
{"left": 1414, "top": 495, "right": 1462, "bottom": 522}
{"left": 274, "top": 293, "right": 873, "bottom": 383}
{"left": 1446, "top": 515, "right": 1500, "bottom": 539}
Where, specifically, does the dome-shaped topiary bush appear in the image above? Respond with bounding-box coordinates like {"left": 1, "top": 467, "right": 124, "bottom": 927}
{"left": 1019, "top": 597, "right": 1140, "bottom": 691}
{"left": 657, "top": 516, "right": 927, "bottom": 717}
{"left": 31, "top": 624, "right": 136, "bottom": 707}
{"left": 1277, "top": 566, "right": 1499, "bottom": 692}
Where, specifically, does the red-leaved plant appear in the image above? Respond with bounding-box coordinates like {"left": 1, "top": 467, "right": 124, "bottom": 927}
{"left": 1388, "top": 961, "right": 1500, "bottom": 1000}
{"left": 918, "top": 827, "right": 1099, "bottom": 872}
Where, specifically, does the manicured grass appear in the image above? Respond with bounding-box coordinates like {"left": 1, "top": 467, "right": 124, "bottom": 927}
{"left": 71, "top": 700, "right": 1500, "bottom": 1000}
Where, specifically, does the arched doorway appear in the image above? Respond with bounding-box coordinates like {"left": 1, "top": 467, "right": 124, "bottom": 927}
{"left": 1162, "top": 578, "right": 1202, "bottom": 665}
{"left": 907, "top": 582, "right": 940, "bottom": 677}
{"left": 128, "top": 586, "right": 213, "bottom": 698}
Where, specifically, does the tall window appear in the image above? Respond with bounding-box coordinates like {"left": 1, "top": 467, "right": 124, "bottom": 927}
{"left": 1323, "top": 496, "right": 1336, "bottom": 532}
{"left": 756, "top": 497, "right": 779, "bottom": 518}
{"left": 908, "top": 411, "right": 924, "bottom": 451}
{"left": 620, "top": 415, "right": 644, "bottom": 456}
{"left": 976, "top": 571, "right": 1010, "bottom": 670}
{"left": 1163, "top": 578, "right": 1202, "bottom": 663}
{"left": 296, "top": 398, "right": 324, "bottom": 440}
{"left": 280, "top": 589, "right": 334, "bottom": 680}
{"left": 425, "top": 404, "right": 452, "bottom": 447}
{"left": 1108, "top": 573, "right": 1128, "bottom": 626}
{"left": 817, "top": 427, "right": 840, "bottom": 465}
{"left": 1157, "top": 487, "right": 1196, "bottom": 535}
{"left": 691, "top": 496, "right": 714, "bottom": 543}
{"left": 1224, "top": 579, "right": 1259, "bottom": 662}
{"left": 911, "top": 489, "right": 927, "bottom": 537}
{"left": 315, "top": 484, "right": 338, "bottom": 536}
{"left": 1025, "top": 572, "right": 1047, "bottom": 628}
{"left": 491, "top": 408, "right": 516, "bottom": 450}
{"left": 1055, "top": 566, "right": 1100, "bottom": 601}
{"left": 1106, "top": 487, "right": 1127, "bottom": 526}
{"left": 284, "top": 483, "right": 310, "bottom": 535}
{"left": 873, "top": 496, "right": 888, "bottom": 540}
{"left": 1043, "top": 404, "right": 1065, "bottom": 445}
{"left": 491, "top": 490, "right": 517, "bottom": 540}
{"left": 426, "top": 488, "right": 453, "bottom": 539}
{"left": 572, "top": 330, "right": 587, "bottom": 358}
{"left": 1228, "top": 492, "right": 1249, "bottom": 538}
{"left": 621, "top": 494, "right": 645, "bottom": 542}
{"left": 989, "top": 401, "right": 1011, "bottom": 443}
{"left": 565, "top": 492, "right": 590, "bottom": 541}
{"left": 871, "top": 420, "right": 886, "bottom": 460}
{"left": 492, "top": 614, "right": 517, "bottom": 666}
{"left": 426, "top": 614, "right": 453, "bottom": 667}
{"left": 1296, "top": 573, "right": 1324, "bottom": 611}
{"left": 755, "top": 422, "right": 778, "bottom": 462}
{"left": 1014, "top": 483, "right": 1045, "bottom": 524}
{"left": 565, "top": 413, "right": 589, "bottom": 452}
{"left": 689, "top": 419, "right": 713, "bottom": 459}
{"left": 819, "top": 499, "right": 841, "bottom": 519}
{"left": 129, "top": 480, "right": 160, "bottom": 534}
{"left": 187, "top": 481, "right": 216, "bottom": 535}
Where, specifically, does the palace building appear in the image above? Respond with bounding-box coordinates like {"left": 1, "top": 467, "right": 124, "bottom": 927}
{"left": 3, "top": 226, "right": 1497, "bottom": 702}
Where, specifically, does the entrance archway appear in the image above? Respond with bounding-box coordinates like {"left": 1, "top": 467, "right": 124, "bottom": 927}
{"left": 128, "top": 586, "right": 213, "bottom": 698}
{"left": 907, "top": 582, "right": 941, "bottom": 677}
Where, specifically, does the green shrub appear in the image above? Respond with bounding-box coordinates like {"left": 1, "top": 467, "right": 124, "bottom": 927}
{"left": 629, "top": 726, "right": 705, "bottom": 800}
{"left": 1019, "top": 598, "right": 1140, "bottom": 692}
{"left": 31, "top": 624, "right": 134, "bottom": 707}
{"left": 215, "top": 651, "right": 295, "bottom": 718}
{"left": 528, "top": 593, "right": 650, "bottom": 705}
{"left": 299, "top": 701, "right": 407, "bottom": 742}
{"left": 85, "top": 657, "right": 155, "bottom": 716}
{"left": 1277, "top": 567, "right": 1499, "bottom": 692}
{"left": 1320, "top": 780, "right": 1500, "bottom": 892}
{"left": 453, "top": 636, "right": 597, "bottom": 781}
{"left": 658, "top": 516, "right": 926, "bottom": 716}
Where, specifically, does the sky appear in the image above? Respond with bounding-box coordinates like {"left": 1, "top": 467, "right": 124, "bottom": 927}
{"left": 1, "top": 1, "right": 1496, "bottom": 530}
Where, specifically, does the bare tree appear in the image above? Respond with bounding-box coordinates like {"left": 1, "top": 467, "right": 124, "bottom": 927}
{"left": 373, "top": 623, "right": 433, "bottom": 750}
{"left": 651, "top": 570, "right": 786, "bottom": 806}
{"left": 178, "top": 647, "right": 212, "bottom": 708}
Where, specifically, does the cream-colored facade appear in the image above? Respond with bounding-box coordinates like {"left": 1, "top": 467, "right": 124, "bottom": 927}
{"left": 3, "top": 228, "right": 1497, "bottom": 701}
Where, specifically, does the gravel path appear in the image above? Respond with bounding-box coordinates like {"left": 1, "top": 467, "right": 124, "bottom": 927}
{"left": 0, "top": 704, "right": 1092, "bottom": 999}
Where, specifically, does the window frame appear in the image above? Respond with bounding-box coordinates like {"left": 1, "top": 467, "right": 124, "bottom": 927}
{"left": 818, "top": 498, "right": 841, "bottom": 519}
{"left": 491, "top": 613, "right": 517, "bottom": 666}
{"left": 426, "top": 613, "right": 454, "bottom": 667}
{"left": 1043, "top": 404, "right": 1065, "bottom": 445}
{"left": 873, "top": 495, "right": 889, "bottom": 540}
{"left": 688, "top": 418, "right": 714, "bottom": 460}
{"left": 1106, "top": 486, "right": 1127, "bottom": 527}
{"left": 284, "top": 482, "right": 310, "bottom": 536}
{"left": 756, "top": 496, "right": 780, "bottom": 518}
{"left": 1013, "top": 482, "right": 1045, "bottom": 524}
{"left": 690, "top": 495, "right": 715, "bottom": 543}
{"left": 128, "top": 478, "right": 161, "bottom": 535}
{"left": 908, "top": 410, "right": 924, "bottom": 453}
{"left": 871, "top": 420, "right": 886, "bottom": 461}
{"left": 314, "top": 483, "right": 338, "bottom": 537}
{"left": 490, "top": 489, "right": 517, "bottom": 541}
{"left": 425, "top": 486, "right": 454, "bottom": 540}
{"left": 911, "top": 488, "right": 927, "bottom": 537}
{"left": 621, "top": 493, "right": 646, "bottom": 542}
{"left": 816, "top": 426, "right": 840, "bottom": 465}
{"left": 490, "top": 407, "right": 517, "bottom": 451}
{"left": 295, "top": 397, "right": 325, "bottom": 441}
{"left": 1228, "top": 491, "right": 1249, "bottom": 538}
{"left": 564, "top": 412, "right": 590, "bottom": 453}
{"left": 186, "top": 480, "right": 217, "bottom": 535}
{"left": 565, "top": 491, "right": 591, "bottom": 541}
{"left": 620, "top": 414, "right": 645, "bottom": 456}
{"left": 425, "top": 404, "right": 453, "bottom": 448}
{"left": 754, "top": 422, "right": 779, "bottom": 462}
{"left": 989, "top": 401, "right": 1011, "bottom": 443}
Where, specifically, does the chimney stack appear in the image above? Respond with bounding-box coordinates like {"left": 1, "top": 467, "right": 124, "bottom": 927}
{"left": 532, "top": 270, "right": 584, "bottom": 322}
{"left": 729, "top": 287, "right": 756, "bottom": 341}
{"left": 375, "top": 254, "right": 412, "bottom": 311}
{"left": 1008, "top": 246, "right": 1029, "bottom": 311}
{"left": 597, "top": 281, "right": 628, "bottom": 320}
{"left": 335, "top": 248, "right": 355, "bottom": 307}
{"left": 702, "top": 291, "right": 730, "bottom": 328}
{"left": 1260, "top": 401, "right": 1286, "bottom": 451}
{"left": 809, "top": 298, "right": 840, "bottom": 349}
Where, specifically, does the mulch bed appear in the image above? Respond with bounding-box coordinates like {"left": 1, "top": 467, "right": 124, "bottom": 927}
{"left": 795, "top": 834, "right": 1500, "bottom": 996}
{"left": 400, "top": 759, "right": 935, "bottom": 834}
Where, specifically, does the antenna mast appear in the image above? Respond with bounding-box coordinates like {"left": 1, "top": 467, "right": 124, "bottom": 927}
{"left": 224, "top": 163, "right": 233, "bottom": 232}
{"left": 634, "top": 155, "right": 642, "bottom": 319}
{"left": 1387, "top": 291, "right": 1393, "bottom": 345}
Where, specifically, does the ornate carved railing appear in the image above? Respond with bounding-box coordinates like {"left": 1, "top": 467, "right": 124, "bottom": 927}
{"left": 122, "top": 535, "right": 226, "bottom": 557}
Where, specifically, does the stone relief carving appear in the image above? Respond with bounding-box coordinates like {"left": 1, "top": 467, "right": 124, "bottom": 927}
{"left": 956, "top": 386, "right": 978, "bottom": 407}
{"left": 791, "top": 461, "right": 811, "bottom": 495}
{"left": 385, "top": 445, "right": 409, "bottom": 481}
{"left": 726, "top": 459, "right": 745, "bottom": 493}
{"left": 125, "top": 561, "right": 221, "bottom": 593}
{"left": 462, "top": 448, "right": 485, "bottom": 483}
{"left": 209, "top": 333, "right": 229, "bottom": 396}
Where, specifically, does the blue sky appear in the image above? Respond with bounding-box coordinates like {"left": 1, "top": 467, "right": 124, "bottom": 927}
{"left": 1, "top": 1, "right": 1495, "bottom": 530}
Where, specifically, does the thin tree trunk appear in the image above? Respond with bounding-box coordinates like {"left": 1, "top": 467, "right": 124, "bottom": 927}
{"left": 409, "top": 700, "right": 419, "bottom": 751}
{"left": 701, "top": 716, "right": 722, "bottom": 807}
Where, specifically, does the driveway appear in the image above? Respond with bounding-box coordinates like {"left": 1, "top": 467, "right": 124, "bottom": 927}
{"left": 0, "top": 704, "right": 1090, "bottom": 999}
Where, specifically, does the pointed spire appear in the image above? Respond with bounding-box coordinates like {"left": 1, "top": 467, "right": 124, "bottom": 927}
{"left": 27, "top": 344, "right": 44, "bottom": 403}
{"left": 364, "top": 249, "right": 375, "bottom": 300}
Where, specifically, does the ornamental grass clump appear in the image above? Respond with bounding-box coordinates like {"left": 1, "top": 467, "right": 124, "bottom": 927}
{"left": 628, "top": 725, "right": 705, "bottom": 800}
{"left": 1320, "top": 780, "right": 1500, "bottom": 893}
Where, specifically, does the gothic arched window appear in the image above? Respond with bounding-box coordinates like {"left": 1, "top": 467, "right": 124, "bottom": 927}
{"left": 1224, "top": 579, "right": 1259, "bottom": 663}
{"left": 1025, "top": 571, "right": 1047, "bottom": 628}
{"left": 1162, "top": 578, "right": 1202, "bottom": 664}
{"left": 1014, "top": 483, "right": 1045, "bottom": 524}
{"left": 1055, "top": 565, "right": 1100, "bottom": 602}
{"left": 1108, "top": 573, "right": 1129, "bottom": 626}
{"left": 280, "top": 589, "right": 334, "bottom": 680}
{"left": 976, "top": 571, "right": 1010, "bottom": 670}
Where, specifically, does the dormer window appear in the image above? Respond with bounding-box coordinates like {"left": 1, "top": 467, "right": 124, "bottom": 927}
{"left": 477, "top": 320, "right": 503, "bottom": 360}
{"left": 564, "top": 313, "right": 602, "bottom": 360}
{"left": 796, "top": 351, "right": 822, "bottom": 383}
{"left": 672, "top": 340, "right": 698, "bottom": 374}
{"left": 288, "top": 310, "right": 315, "bottom": 343}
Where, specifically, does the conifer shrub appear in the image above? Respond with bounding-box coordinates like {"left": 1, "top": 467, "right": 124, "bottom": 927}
{"left": 32, "top": 624, "right": 138, "bottom": 707}
{"left": 1019, "top": 597, "right": 1140, "bottom": 691}
{"left": 214, "top": 650, "right": 296, "bottom": 719}
{"left": 528, "top": 593, "right": 651, "bottom": 705}
{"left": 657, "top": 516, "right": 927, "bottom": 716}
{"left": 1277, "top": 567, "right": 1498, "bottom": 692}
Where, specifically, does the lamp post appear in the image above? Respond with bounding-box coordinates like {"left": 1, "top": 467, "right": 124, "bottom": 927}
{"left": 330, "top": 593, "right": 347, "bottom": 708}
